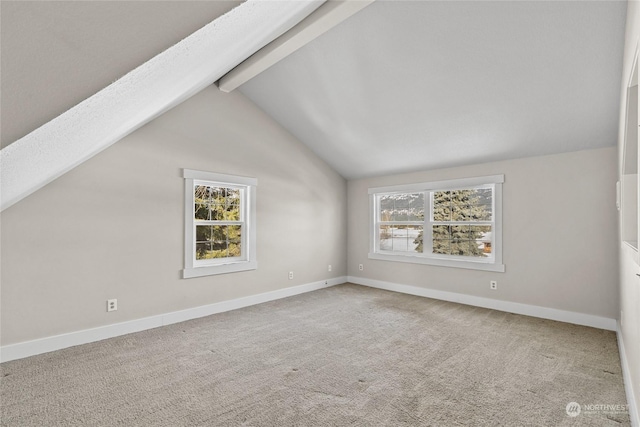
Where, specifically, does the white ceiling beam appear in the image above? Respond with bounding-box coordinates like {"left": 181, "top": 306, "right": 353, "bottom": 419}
{"left": 0, "top": 0, "right": 325, "bottom": 212}
{"left": 217, "top": 0, "right": 374, "bottom": 93}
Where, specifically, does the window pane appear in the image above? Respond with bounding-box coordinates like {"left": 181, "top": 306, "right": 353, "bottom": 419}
{"left": 471, "top": 225, "right": 492, "bottom": 256}
{"left": 223, "top": 201, "right": 240, "bottom": 220}
{"left": 227, "top": 225, "right": 242, "bottom": 243}
{"left": 432, "top": 225, "right": 491, "bottom": 257}
{"left": 211, "top": 225, "right": 226, "bottom": 242}
{"left": 450, "top": 225, "right": 469, "bottom": 241}
{"left": 379, "top": 225, "right": 393, "bottom": 250}
{"left": 433, "top": 205, "right": 451, "bottom": 221}
{"left": 379, "top": 193, "right": 424, "bottom": 221}
{"left": 194, "top": 185, "right": 211, "bottom": 220}
{"left": 194, "top": 185, "right": 242, "bottom": 222}
{"left": 195, "top": 185, "right": 211, "bottom": 202}
{"left": 433, "top": 188, "right": 492, "bottom": 222}
{"left": 195, "top": 202, "right": 209, "bottom": 220}
{"left": 196, "top": 225, "right": 211, "bottom": 242}
{"left": 475, "top": 188, "right": 492, "bottom": 204}
{"left": 379, "top": 225, "right": 422, "bottom": 253}
{"left": 476, "top": 204, "right": 492, "bottom": 220}
{"left": 433, "top": 191, "right": 451, "bottom": 205}
{"left": 450, "top": 240, "right": 472, "bottom": 256}
{"left": 432, "top": 225, "right": 450, "bottom": 240}
{"left": 433, "top": 239, "right": 450, "bottom": 255}
{"left": 195, "top": 242, "right": 212, "bottom": 260}
{"left": 227, "top": 242, "right": 241, "bottom": 258}
{"left": 227, "top": 190, "right": 241, "bottom": 209}
{"left": 211, "top": 204, "right": 225, "bottom": 221}
{"left": 195, "top": 225, "right": 243, "bottom": 259}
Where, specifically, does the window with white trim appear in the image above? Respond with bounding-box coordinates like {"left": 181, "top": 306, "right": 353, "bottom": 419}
{"left": 369, "top": 175, "right": 504, "bottom": 272}
{"left": 183, "top": 169, "right": 257, "bottom": 278}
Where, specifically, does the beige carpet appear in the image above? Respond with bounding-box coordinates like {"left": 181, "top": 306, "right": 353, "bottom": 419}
{"left": 0, "top": 283, "right": 630, "bottom": 426}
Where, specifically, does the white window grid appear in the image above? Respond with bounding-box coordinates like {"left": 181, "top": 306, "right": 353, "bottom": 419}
{"left": 183, "top": 169, "right": 257, "bottom": 279}
{"left": 369, "top": 175, "right": 504, "bottom": 272}
{"left": 192, "top": 180, "right": 247, "bottom": 267}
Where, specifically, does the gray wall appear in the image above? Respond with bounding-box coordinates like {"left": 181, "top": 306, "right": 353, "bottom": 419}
{"left": 348, "top": 147, "right": 619, "bottom": 319}
{"left": 0, "top": 86, "right": 347, "bottom": 346}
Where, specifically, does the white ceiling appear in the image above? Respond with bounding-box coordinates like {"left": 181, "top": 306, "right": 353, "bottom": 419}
{"left": 1, "top": 0, "right": 242, "bottom": 148}
{"left": 239, "top": 1, "right": 627, "bottom": 179}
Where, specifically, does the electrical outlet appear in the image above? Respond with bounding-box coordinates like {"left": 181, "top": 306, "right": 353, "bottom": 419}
{"left": 490, "top": 281, "right": 497, "bottom": 290}
{"left": 359, "top": 264, "right": 364, "bottom": 271}
{"left": 288, "top": 271, "right": 293, "bottom": 280}
{"left": 107, "top": 299, "right": 117, "bottom": 312}
{"left": 328, "top": 264, "right": 332, "bottom": 272}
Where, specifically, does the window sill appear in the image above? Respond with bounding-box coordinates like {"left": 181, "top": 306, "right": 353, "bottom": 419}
{"left": 183, "top": 260, "right": 257, "bottom": 279}
{"left": 368, "top": 252, "right": 505, "bottom": 272}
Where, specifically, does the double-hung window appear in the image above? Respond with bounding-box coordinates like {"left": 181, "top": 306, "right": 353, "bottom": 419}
{"left": 369, "top": 175, "right": 504, "bottom": 272}
{"left": 183, "top": 169, "right": 257, "bottom": 278}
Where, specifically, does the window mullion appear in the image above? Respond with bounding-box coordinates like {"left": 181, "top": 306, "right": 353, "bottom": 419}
{"left": 195, "top": 220, "right": 243, "bottom": 226}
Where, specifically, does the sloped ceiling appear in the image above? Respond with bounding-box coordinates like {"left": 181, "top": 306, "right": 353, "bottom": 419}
{"left": 239, "top": 0, "right": 627, "bottom": 179}
{"left": 1, "top": 0, "right": 243, "bottom": 148}
{"left": 0, "top": 0, "right": 325, "bottom": 211}
{"left": 0, "top": 0, "right": 628, "bottom": 204}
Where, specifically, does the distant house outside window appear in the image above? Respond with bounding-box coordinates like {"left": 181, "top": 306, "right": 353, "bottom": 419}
{"left": 369, "top": 175, "right": 504, "bottom": 272}
{"left": 183, "top": 169, "right": 257, "bottom": 278}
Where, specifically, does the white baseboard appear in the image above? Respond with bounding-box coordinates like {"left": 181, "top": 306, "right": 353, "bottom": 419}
{"left": 0, "top": 276, "right": 346, "bottom": 363}
{"left": 0, "top": 276, "right": 618, "bottom": 363}
{"left": 617, "top": 321, "right": 639, "bottom": 427}
{"left": 347, "top": 276, "right": 617, "bottom": 331}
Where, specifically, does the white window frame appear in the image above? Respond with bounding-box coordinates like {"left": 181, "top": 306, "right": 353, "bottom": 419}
{"left": 369, "top": 175, "right": 505, "bottom": 272}
{"left": 183, "top": 169, "right": 257, "bottom": 279}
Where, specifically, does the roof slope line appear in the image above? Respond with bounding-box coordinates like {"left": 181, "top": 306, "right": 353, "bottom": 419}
{"left": 0, "top": 0, "right": 324, "bottom": 212}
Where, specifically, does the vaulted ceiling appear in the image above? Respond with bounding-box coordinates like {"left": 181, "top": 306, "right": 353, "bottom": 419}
{"left": 1, "top": 0, "right": 628, "bottom": 187}
{"left": 239, "top": 0, "right": 627, "bottom": 179}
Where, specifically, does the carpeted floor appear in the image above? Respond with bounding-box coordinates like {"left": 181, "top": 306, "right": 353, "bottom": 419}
{"left": 0, "top": 283, "right": 630, "bottom": 426}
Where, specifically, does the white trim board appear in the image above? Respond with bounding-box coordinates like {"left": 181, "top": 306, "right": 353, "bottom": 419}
{"left": 0, "top": 277, "right": 346, "bottom": 363}
{"left": 348, "top": 276, "right": 616, "bottom": 331}
{"left": 0, "top": 0, "right": 323, "bottom": 212}
{"left": 218, "top": 0, "right": 374, "bottom": 92}
{"left": 618, "top": 321, "right": 640, "bottom": 427}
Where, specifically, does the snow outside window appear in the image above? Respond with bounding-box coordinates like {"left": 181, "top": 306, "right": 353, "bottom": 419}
{"left": 369, "top": 175, "right": 504, "bottom": 272}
